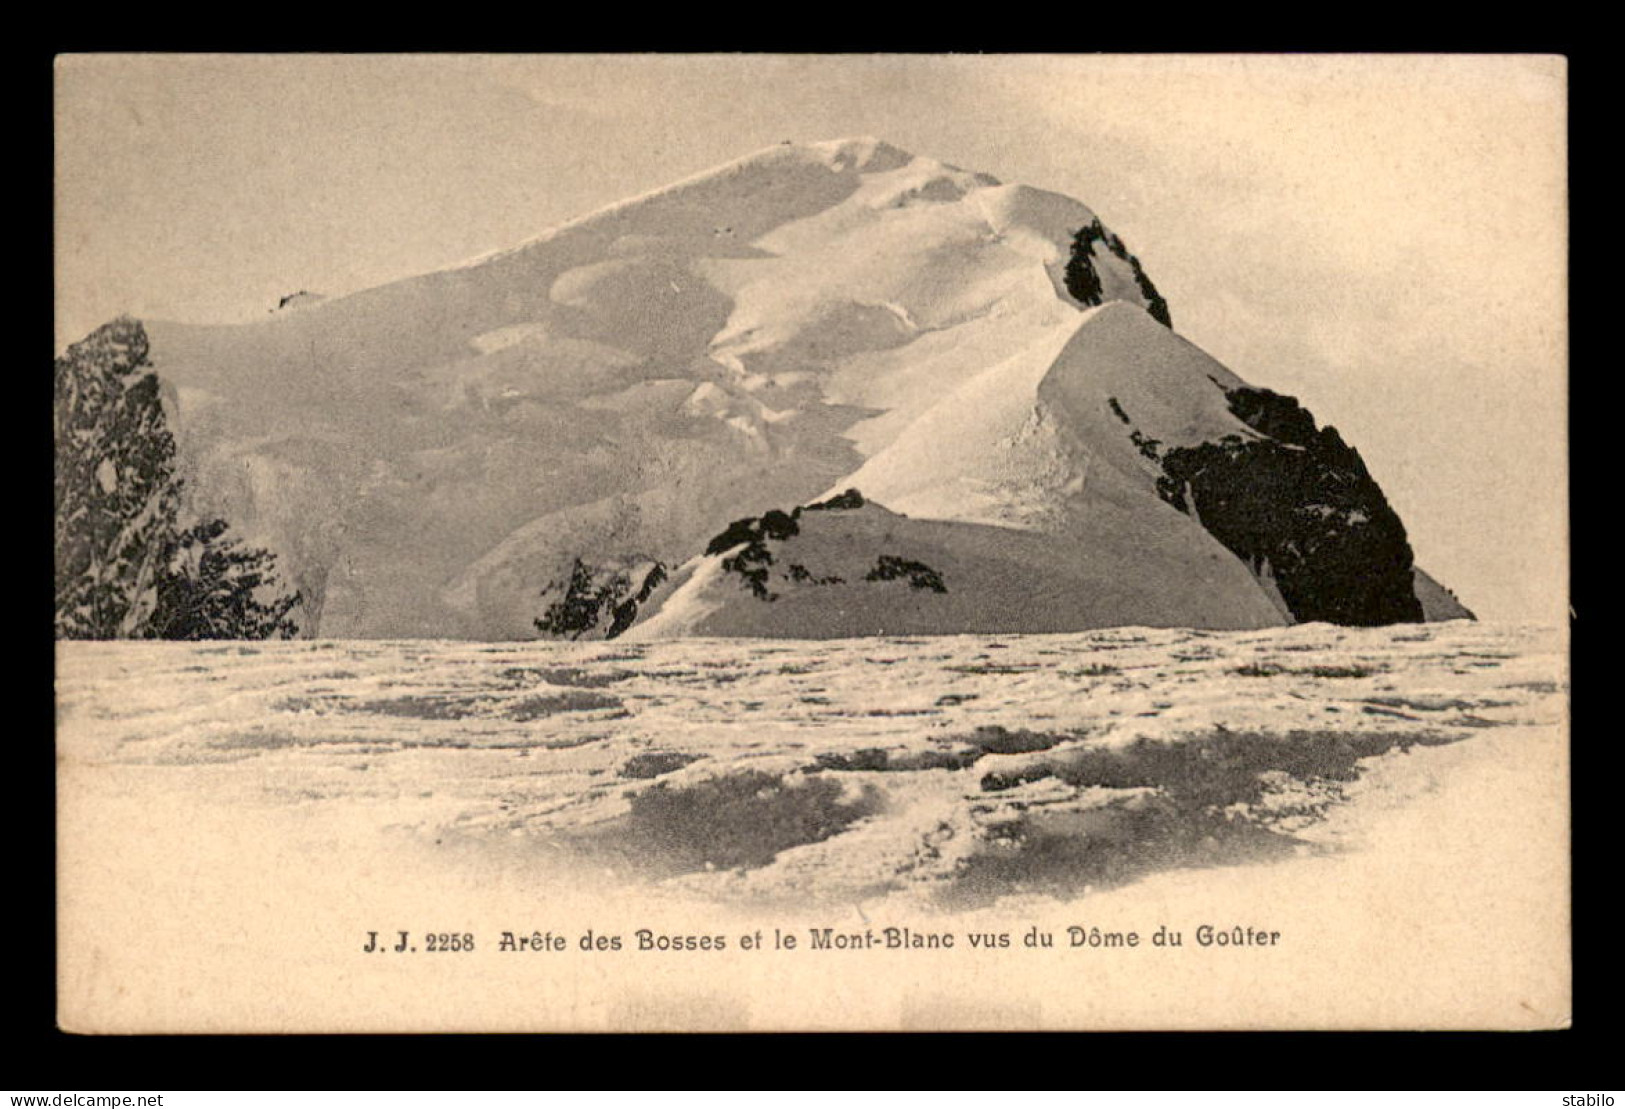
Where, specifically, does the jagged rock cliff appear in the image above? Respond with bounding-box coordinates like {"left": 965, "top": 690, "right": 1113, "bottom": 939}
{"left": 54, "top": 319, "right": 302, "bottom": 639}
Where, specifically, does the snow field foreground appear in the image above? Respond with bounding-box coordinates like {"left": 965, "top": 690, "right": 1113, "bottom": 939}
{"left": 58, "top": 622, "right": 1562, "bottom": 906}
{"left": 56, "top": 620, "right": 1567, "bottom": 1031}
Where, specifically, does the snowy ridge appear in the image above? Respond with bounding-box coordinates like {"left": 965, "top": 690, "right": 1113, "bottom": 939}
{"left": 87, "top": 137, "right": 1454, "bottom": 638}
{"left": 627, "top": 498, "right": 1285, "bottom": 640}
{"left": 628, "top": 301, "right": 1298, "bottom": 640}
{"left": 440, "top": 138, "right": 920, "bottom": 277}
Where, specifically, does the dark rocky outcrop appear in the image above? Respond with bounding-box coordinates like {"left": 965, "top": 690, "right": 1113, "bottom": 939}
{"left": 698, "top": 490, "right": 948, "bottom": 603}
{"left": 1151, "top": 386, "right": 1424, "bottom": 626}
{"left": 1065, "top": 220, "right": 1173, "bottom": 328}
{"left": 864, "top": 555, "right": 947, "bottom": 593}
{"left": 703, "top": 492, "right": 870, "bottom": 601}
{"left": 802, "top": 488, "right": 866, "bottom": 512}
{"left": 535, "top": 557, "right": 667, "bottom": 639}
{"left": 272, "top": 290, "right": 326, "bottom": 312}
{"left": 54, "top": 319, "right": 302, "bottom": 640}
{"left": 705, "top": 511, "right": 800, "bottom": 601}
{"left": 786, "top": 563, "right": 844, "bottom": 585}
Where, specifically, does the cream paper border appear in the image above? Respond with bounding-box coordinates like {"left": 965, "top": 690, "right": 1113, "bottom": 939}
{"left": 54, "top": 53, "right": 1570, "bottom": 1033}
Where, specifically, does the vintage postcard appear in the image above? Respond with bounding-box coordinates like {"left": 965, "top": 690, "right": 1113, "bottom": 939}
{"left": 54, "top": 53, "right": 1569, "bottom": 1032}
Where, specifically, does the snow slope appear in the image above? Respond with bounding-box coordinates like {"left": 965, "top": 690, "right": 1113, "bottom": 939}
{"left": 55, "top": 622, "right": 1566, "bottom": 1030}
{"left": 1413, "top": 566, "right": 1477, "bottom": 621}
{"left": 628, "top": 497, "right": 1283, "bottom": 640}
{"left": 101, "top": 137, "right": 1449, "bottom": 637}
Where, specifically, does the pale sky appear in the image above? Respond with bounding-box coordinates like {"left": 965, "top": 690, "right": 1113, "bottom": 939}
{"left": 54, "top": 54, "right": 1568, "bottom": 623}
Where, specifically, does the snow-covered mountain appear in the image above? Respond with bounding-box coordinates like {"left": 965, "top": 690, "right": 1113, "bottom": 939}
{"left": 66, "top": 137, "right": 1470, "bottom": 639}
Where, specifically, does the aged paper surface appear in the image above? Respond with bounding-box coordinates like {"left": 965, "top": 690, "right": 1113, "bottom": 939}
{"left": 55, "top": 53, "right": 1569, "bottom": 1033}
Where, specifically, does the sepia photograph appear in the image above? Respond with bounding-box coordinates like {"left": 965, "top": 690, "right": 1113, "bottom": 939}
{"left": 53, "top": 52, "right": 1569, "bottom": 1033}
